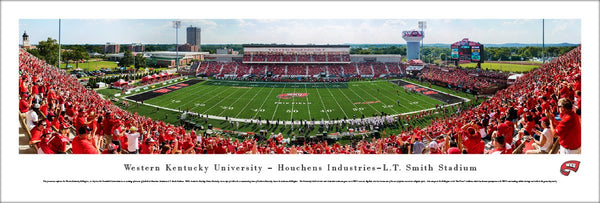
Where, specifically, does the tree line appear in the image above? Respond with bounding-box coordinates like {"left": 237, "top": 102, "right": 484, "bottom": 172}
{"left": 349, "top": 45, "right": 577, "bottom": 62}
{"left": 26, "top": 38, "right": 577, "bottom": 68}
{"left": 86, "top": 71, "right": 163, "bottom": 88}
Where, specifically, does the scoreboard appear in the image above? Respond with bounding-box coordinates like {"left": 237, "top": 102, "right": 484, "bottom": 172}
{"left": 471, "top": 46, "right": 483, "bottom": 62}
{"left": 450, "top": 38, "right": 484, "bottom": 63}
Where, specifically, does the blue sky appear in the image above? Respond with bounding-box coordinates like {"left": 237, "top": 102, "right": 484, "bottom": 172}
{"left": 19, "top": 19, "right": 580, "bottom": 45}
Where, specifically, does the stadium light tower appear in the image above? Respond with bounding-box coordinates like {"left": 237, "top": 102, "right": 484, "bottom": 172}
{"left": 418, "top": 21, "right": 427, "bottom": 60}
{"left": 542, "top": 19, "right": 545, "bottom": 64}
{"left": 132, "top": 43, "right": 136, "bottom": 72}
{"left": 58, "top": 19, "right": 61, "bottom": 68}
{"left": 173, "top": 20, "right": 181, "bottom": 72}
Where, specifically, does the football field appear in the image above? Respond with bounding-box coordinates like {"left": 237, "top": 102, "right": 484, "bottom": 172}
{"left": 131, "top": 79, "right": 455, "bottom": 122}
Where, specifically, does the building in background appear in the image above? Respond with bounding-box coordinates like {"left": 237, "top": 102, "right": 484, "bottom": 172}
{"left": 148, "top": 51, "right": 208, "bottom": 67}
{"left": 128, "top": 43, "right": 145, "bottom": 52}
{"left": 186, "top": 26, "right": 201, "bottom": 50}
{"left": 215, "top": 47, "right": 238, "bottom": 55}
{"left": 21, "top": 31, "right": 36, "bottom": 49}
{"left": 103, "top": 42, "right": 120, "bottom": 54}
{"left": 177, "top": 43, "right": 199, "bottom": 52}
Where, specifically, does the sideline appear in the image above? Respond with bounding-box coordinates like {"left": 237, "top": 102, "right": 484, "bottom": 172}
{"left": 397, "top": 79, "right": 472, "bottom": 102}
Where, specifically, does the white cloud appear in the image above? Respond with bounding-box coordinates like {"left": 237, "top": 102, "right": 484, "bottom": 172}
{"left": 236, "top": 19, "right": 255, "bottom": 28}
{"left": 256, "top": 19, "right": 282, "bottom": 23}
{"left": 182, "top": 19, "right": 217, "bottom": 30}
{"left": 503, "top": 19, "right": 535, "bottom": 25}
{"left": 383, "top": 19, "right": 406, "bottom": 27}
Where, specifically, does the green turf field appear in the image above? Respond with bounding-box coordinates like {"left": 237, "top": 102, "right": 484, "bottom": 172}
{"left": 460, "top": 62, "right": 539, "bottom": 73}
{"left": 143, "top": 80, "right": 445, "bottom": 121}
{"left": 59, "top": 60, "right": 118, "bottom": 70}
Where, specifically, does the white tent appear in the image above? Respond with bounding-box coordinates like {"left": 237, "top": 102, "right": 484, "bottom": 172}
{"left": 96, "top": 82, "right": 107, "bottom": 88}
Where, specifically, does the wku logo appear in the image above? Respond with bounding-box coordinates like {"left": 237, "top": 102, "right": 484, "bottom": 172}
{"left": 277, "top": 93, "right": 308, "bottom": 99}
{"left": 560, "top": 160, "right": 580, "bottom": 176}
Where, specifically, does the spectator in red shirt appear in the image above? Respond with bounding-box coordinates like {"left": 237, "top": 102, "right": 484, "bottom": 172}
{"left": 42, "top": 132, "right": 70, "bottom": 154}
{"left": 497, "top": 117, "right": 514, "bottom": 148}
{"left": 520, "top": 114, "right": 536, "bottom": 136}
{"left": 215, "top": 142, "right": 227, "bottom": 154}
{"left": 72, "top": 126, "right": 100, "bottom": 154}
{"left": 488, "top": 134, "right": 510, "bottom": 154}
{"left": 29, "top": 121, "right": 46, "bottom": 153}
{"left": 463, "top": 127, "right": 484, "bottom": 154}
{"left": 101, "top": 144, "right": 119, "bottom": 154}
{"left": 19, "top": 93, "right": 32, "bottom": 113}
{"left": 140, "top": 138, "right": 156, "bottom": 154}
{"left": 39, "top": 132, "right": 55, "bottom": 154}
{"left": 547, "top": 98, "right": 580, "bottom": 154}
{"left": 428, "top": 142, "right": 442, "bottom": 154}
{"left": 39, "top": 123, "right": 70, "bottom": 154}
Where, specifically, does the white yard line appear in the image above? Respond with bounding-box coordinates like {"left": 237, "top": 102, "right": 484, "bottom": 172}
{"left": 373, "top": 83, "right": 412, "bottom": 111}
{"left": 201, "top": 85, "right": 244, "bottom": 114}
{"left": 335, "top": 85, "right": 366, "bottom": 113}
{"left": 314, "top": 85, "right": 331, "bottom": 120}
{"left": 169, "top": 83, "right": 225, "bottom": 111}
{"left": 290, "top": 86, "right": 296, "bottom": 120}
{"left": 236, "top": 83, "right": 268, "bottom": 117}
{"left": 270, "top": 83, "right": 288, "bottom": 120}
{"left": 304, "top": 84, "right": 312, "bottom": 120}
{"left": 331, "top": 86, "right": 361, "bottom": 116}
{"left": 143, "top": 79, "right": 208, "bottom": 105}
{"left": 253, "top": 85, "right": 276, "bottom": 119}
{"left": 387, "top": 81, "right": 433, "bottom": 109}
{"left": 218, "top": 84, "right": 256, "bottom": 116}
{"left": 323, "top": 86, "right": 349, "bottom": 118}
{"left": 345, "top": 83, "right": 386, "bottom": 113}
{"left": 354, "top": 84, "right": 400, "bottom": 114}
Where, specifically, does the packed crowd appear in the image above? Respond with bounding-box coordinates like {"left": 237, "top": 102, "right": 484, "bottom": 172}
{"left": 460, "top": 66, "right": 511, "bottom": 80}
{"left": 419, "top": 66, "right": 500, "bottom": 91}
{"left": 196, "top": 61, "right": 405, "bottom": 77}
{"left": 356, "top": 62, "right": 374, "bottom": 75}
{"left": 307, "top": 65, "right": 327, "bottom": 75}
{"left": 19, "top": 45, "right": 580, "bottom": 154}
{"left": 243, "top": 53, "right": 352, "bottom": 63}
{"left": 249, "top": 65, "right": 265, "bottom": 75}
{"left": 286, "top": 65, "right": 307, "bottom": 75}
{"left": 341, "top": 63, "right": 358, "bottom": 75}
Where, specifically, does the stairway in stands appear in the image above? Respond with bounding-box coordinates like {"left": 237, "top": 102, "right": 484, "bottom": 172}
{"left": 19, "top": 117, "right": 35, "bottom": 154}
{"left": 370, "top": 64, "right": 375, "bottom": 76}
{"left": 384, "top": 64, "right": 391, "bottom": 75}
{"left": 305, "top": 65, "right": 309, "bottom": 75}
